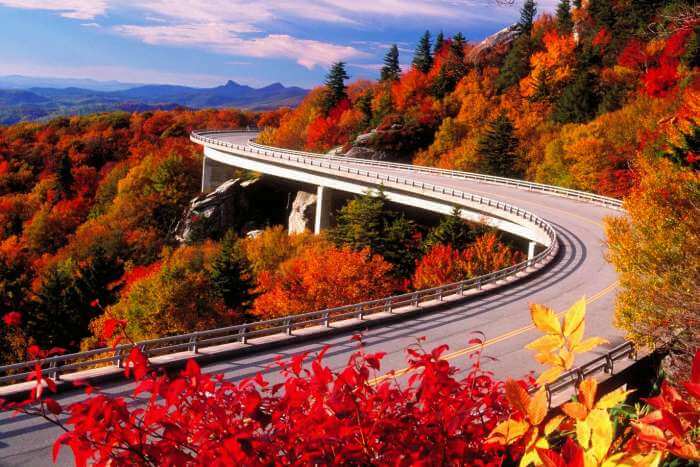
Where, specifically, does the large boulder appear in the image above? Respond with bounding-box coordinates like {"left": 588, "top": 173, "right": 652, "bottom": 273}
{"left": 288, "top": 190, "right": 317, "bottom": 234}
{"left": 174, "top": 177, "right": 260, "bottom": 243}
{"left": 466, "top": 25, "right": 518, "bottom": 65}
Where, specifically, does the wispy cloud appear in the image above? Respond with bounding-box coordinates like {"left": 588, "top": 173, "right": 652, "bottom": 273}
{"left": 0, "top": 0, "right": 107, "bottom": 19}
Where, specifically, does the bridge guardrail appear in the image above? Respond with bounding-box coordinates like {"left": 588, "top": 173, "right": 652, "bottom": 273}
{"left": 0, "top": 129, "right": 620, "bottom": 403}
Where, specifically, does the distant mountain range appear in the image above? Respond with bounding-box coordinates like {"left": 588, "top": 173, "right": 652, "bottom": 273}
{"left": 0, "top": 76, "right": 309, "bottom": 125}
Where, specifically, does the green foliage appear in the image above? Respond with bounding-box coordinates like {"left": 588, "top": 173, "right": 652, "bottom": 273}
{"left": 553, "top": 70, "right": 601, "bottom": 124}
{"left": 330, "top": 189, "right": 419, "bottom": 278}
{"left": 210, "top": 231, "right": 256, "bottom": 312}
{"left": 518, "top": 0, "right": 537, "bottom": 36}
{"left": 381, "top": 45, "right": 401, "bottom": 82}
{"left": 434, "top": 31, "right": 445, "bottom": 54}
{"left": 476, "top": 112, "right": 521, "bottom": 177}
{"left": 683, "top": 25, "right": 700, "bottom": 68}
{"left": 26, "top": 259, "right": 96, "bottom": 351}
{"left": 412, "top": 30, "right": 433, "bottom": 73}
{"left": 322, "top": 62, "right": 350, "bottom": 114}
{"left": 423, "top": 207, "right": 485, "bottom": 252}
{"left": 556, "top": 0, "right": 574, "bottom": 35}
{"left": 495, "top": 35, "right": 532, "bottom": 93}
{"left": 57, "top": 153, "right": 74, "bottom": 196}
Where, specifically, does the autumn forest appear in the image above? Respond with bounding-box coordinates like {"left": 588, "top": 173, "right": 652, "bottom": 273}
{"left": 0, "top": 0, "right": 698, "bottom": 464}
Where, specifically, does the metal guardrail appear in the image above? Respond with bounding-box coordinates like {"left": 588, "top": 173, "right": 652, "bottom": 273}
{"left": 539, "top": 341, "right": 636, "bottom": 404}
{"left": 0, "top": 129, "right": 622, "bottom": 398}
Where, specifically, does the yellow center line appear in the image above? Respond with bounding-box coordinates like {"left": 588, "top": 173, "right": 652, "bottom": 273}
{"left": 367, "top": 280, "right": 619, "bottom": 386}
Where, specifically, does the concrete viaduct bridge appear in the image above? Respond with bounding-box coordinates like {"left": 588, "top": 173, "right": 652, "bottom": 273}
{"left": 0, "top": 131, "right": 631, "bottom": 466}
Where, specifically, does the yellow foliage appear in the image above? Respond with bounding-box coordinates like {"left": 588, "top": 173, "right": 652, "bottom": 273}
{"left": 526, "top": 298, "right": 608, "bottom": 385}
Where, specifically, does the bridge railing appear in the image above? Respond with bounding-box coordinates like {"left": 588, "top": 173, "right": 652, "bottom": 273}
{"left": 191, "top": 130, "right": 622, "bottom": 210}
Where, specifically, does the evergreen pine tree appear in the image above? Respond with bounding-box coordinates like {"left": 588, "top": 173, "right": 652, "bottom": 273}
{"left": 412, "top": 30, "right": 433, "bottom": 73}
{"left": 434, "top": 31, "right": 445, "bottom": 54}
{"left": 495, "top": 35, "right": 532, "bottom": 92}
{"left": 556, "top": 0, "right": 574, "bottom": 35}
{"left": 380, "top": 44, "right": 401, "bottom": 82}
{"left": 330, "top": 189, "right": 418, "bottom": 278}
{"left": 476, "top": 112, "right": 520, "bottom": 177}
{"left": 322, "top": 62, "right": 349, "bottom": 114}
{"left": 518, "top": 0, "right": 537, "bottom": 36}
{"left": 210, "top": 230, "right": 256, "bottom": 311}
{"left": 451, "top": 32, "right": 466, "bottom": 59}
{"left": 552, "top": 70, "right": 601, "bottom": 124}
{"left": 26, "top": 260, "right": 92, "bottom": 351}
{"left": 57, "top": 153, "right": 74, "bottom": 196}
{"left": 423, "top": 207, "right": 484, "bottom": 252}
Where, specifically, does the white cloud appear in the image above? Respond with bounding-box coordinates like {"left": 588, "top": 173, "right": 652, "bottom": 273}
{"left": 0, "top": 0, "right": 107, "bottom": 19}
{"left": 115, "top": 23, "right": 368, "bottom": 69}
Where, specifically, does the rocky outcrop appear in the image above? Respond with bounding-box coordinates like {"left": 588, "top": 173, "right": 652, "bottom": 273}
{"left": 288, "top": 191, "right": 317, "bottom": 234}
{"left": 175, "top": 177, "right": 260, "bottom": 243}
{"left": 466, "top": 25, "right": 518, "bottom": 65}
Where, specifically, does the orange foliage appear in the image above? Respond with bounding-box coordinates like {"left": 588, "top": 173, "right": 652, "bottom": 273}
{"left": 412, "top": 233, "right": 522, "bottom": 289}
{"left": 252, "top": 243, "right": 395, "bottom": 319}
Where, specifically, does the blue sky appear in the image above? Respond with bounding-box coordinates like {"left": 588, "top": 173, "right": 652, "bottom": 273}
{"left": 0, "top": 1, "right": 557, "bottom": 88}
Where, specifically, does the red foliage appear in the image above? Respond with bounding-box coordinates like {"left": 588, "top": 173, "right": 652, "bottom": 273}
{"left": 2, "top": 311, "right": 22, "bottom": 327}
{"left": 3, "top": 338, "right": 515, "bottom": 466}
{"left": 643, "top": 61, "right": 680, "bottom": 98}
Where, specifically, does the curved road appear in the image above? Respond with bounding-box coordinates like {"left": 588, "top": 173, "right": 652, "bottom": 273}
{"left": 0, "top": 133, "right": 624, "bottom": 466}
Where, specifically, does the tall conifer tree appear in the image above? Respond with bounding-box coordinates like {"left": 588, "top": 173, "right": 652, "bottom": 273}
{"left": 412, "top": 30, "right": 433, "bottom": 73}
{"left": 381, "top": 44, "right": 401, "bottom": 81}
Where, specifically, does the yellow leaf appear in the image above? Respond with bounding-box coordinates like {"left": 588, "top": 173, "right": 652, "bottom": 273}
{"left": 572, "top": 337, "right": 608, "bottom": 354}
{"left": 576, "top": 418, "right": 592, "bottom": 449}
{"left": 505, "top": 379, "right": 531, "bottom": 415}
{"left": 525, "top": 334, "right": 564, "bottom": 353}
{"left": 563, "top": 297, "right": 586, "bottom": 338}
{"left": 595, "top": 387, "right": 633, "bottom": 410}
{"left": 487, "top": 419, "right": 530, "bottom": 445}
{"left": 578, "top": 379, "right": 598, "bottom": 411}
{"left": 530, "top": 303, "right": 562, "bottom": 335}
{"left": 562, "top": 401, "right": 588, "bottom": 420}
{"left": 603, "top": 451, "right": 662, "bottom": 467}
{"left": 588, "top": 409, "right": 614, "bottom": 463}
{"left": 544, "top": 415, "right": 564, "bottom": 436}
{"left": 559, "top": 347, "right": 575, "bottom": 369}
{"left": 528, "top": 388, "right": 548, "bottom": 425}
{"left": 534, "top": 351, "right": 561, "bottom": 366}
{"left": 519, "top": 435, "right": 549, "bottom": 467}
{"left": 536, "top": 366, "right": 564, "bottom": 386}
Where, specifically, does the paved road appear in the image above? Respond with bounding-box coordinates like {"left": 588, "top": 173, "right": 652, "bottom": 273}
{"left": 0, "top": 133, "right": 624, "bottom": 466}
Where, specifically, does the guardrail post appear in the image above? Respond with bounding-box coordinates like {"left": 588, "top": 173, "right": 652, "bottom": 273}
{"left": 413, "top": 293, "right": 420, "bottom": 307}
{"left": 114, "top": 348, "right": 123, "bottom": 368}
{"left": 323, "top": 312, "right": 330, "bottom": 327}
{"left": 476, "top": 279, "right": 482, "bottom": 290}
{"left": 385, "top": 299, "right": 392, "bottom": 314}
{"left": 239, "top": 326, "right": 248, "bottom": 344}
{"left": 356, "top": 306, "right": 364, "bottom": 320}
{"left": 189, "top": 334, "right": 199, "bottom": 354}
{"left": 438, "top": 289, "right": 443, "bottom": 301}
{"left": 49, "top": 360, "right": 60, "bottom": 381}
{"left": 285, "top": 319, "right": 293, "bottom": 335}
{"left": 459, "top": 283, "right": 465, "bottom": 295}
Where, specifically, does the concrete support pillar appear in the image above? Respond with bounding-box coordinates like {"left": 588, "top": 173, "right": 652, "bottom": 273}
{"left": 201, "top": 156, "right": 213, "bottom": 193}
{"left": 314, "top": 185, "right": 333, "bottom": 234}
{"left": 528, "top": 241, "right": 537, "bottom": 260}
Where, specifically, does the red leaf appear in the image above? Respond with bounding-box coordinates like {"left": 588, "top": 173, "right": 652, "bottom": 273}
{"left": 690, "top": 350, "right": 700, "bottom": 384}
{"left": 2, "top": 311, "right": 22, "bottom": 327}
{"left": 45, "top": 397, "right": 62, "bottom": 415}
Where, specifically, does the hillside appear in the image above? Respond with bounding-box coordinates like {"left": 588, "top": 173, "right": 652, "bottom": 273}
{"left": 261, "top": 0, "right": 698, "bottom": 199}
{"left": 0, "top": 79, "right": 309, "bottom": 125}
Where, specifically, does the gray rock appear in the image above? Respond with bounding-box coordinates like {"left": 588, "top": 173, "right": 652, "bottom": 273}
{"left": 174, "top": 177, "right": 260, "bottom": 243}
{"left": 288, "top": 191, "right": 317, "bottom": 234}
{"left": 466, "top": 24, "right": 518, "bottom": 64}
